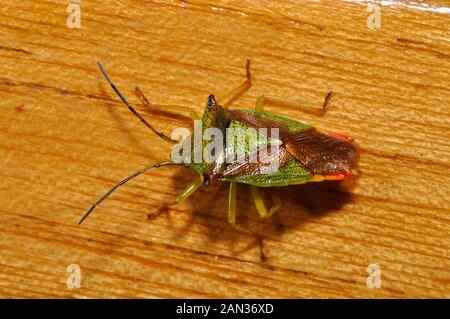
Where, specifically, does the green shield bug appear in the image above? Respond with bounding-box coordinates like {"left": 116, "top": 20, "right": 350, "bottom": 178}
{"left": 79, "top": 60, "right": 359, "bottom": 260}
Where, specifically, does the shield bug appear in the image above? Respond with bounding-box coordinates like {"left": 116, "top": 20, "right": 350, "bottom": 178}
{"left": 79, "top": 60, "right": 359, "bottom": 260}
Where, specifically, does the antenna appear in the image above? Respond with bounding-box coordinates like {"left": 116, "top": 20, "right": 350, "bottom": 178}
{"left": 79, "top": 161, "right": 182, "bottom": 225}
{"left": 97, "top": 62, "right": 176, "bottom": 144}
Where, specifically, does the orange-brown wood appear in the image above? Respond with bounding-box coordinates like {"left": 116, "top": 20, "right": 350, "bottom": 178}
{"left": 0, "top": 0, "right": 449, "bottom": 298}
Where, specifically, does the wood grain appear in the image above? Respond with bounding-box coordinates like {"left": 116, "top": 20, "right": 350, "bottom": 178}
{"left": 0, "top": 0, "right": 449, "bottom": 298}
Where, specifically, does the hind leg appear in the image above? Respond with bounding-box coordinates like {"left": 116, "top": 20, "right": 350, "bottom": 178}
{"left": 255, "top": 90, "right": 333, "bottom": 116}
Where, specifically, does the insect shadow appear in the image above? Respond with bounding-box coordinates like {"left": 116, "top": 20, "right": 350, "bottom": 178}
{"left": 163, "top": 166, "right": 355, "bottom": 260}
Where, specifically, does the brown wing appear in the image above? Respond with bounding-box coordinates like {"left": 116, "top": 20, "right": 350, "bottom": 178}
{"left": 221, "top": 145, "right": 293, "bottom": 179}
{"left": 284, "top": 129, "right": 358, "bottom": 175}
{"left": 226, "top": 109, "right": 358, "bottom": 176}
{"left": 225, "top": 109, "right": 292, "bottom": 136}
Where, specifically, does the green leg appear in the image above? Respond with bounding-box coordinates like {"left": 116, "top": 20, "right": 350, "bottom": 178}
{"left": 217, "top": 59, "right": 252, "bottom": 106}
{"left": 135, "top": 86, "right": 200, "bottom": 121}
{"left": 228, "top": 183, "right": 267, "bottom": 261}
{"left": 173, "top": 175, "right": 203, "bottom": 204}
{"left": 227, "top": 183, "right": 250, "bottom": 233}
{"left": 228, "top": 182, "right": 237, "bottom": 224}
{"left": 255, "top": 90, "right": 333, "bottom": 116}
{"left": 250, "top": 186, "right": 282, "bottom": 219}
{"left": 148, "top": 176, "right": 203, "bottom": 219}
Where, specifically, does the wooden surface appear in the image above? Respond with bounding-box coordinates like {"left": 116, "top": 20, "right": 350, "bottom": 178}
{"left": 0, "top": 0, "right": 449, "bottom": 298}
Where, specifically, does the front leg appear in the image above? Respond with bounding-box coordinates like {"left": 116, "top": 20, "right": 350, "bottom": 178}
{"left": 217, "top": 59, "right": 252, "bottom": 107}
{"left": 135, "top": 86, "right": 200, "bottom": 121}
{"left": 147, "top": 175, "right": 203, "bottom": 219}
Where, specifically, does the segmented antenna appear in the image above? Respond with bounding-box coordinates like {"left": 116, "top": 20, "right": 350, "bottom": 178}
{"left": 97, "top": 62, "right": 176, "bottom": 144}
{"left": 79, "top": 162, "right": 181, "bottom": 225}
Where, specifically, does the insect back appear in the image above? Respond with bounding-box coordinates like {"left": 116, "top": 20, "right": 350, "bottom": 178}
{"left": 170, "top": 95, "right": 282, "bottom": 186}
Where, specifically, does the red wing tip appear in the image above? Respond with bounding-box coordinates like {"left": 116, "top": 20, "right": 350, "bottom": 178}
{"left": 324, "top": 130, "right": 354, "bottom": 142}
{"left": 323, "top": 174, "right": 345, "bottom": 181}
{"left": 323, "top": 171, "right": 354, "bottom": 180}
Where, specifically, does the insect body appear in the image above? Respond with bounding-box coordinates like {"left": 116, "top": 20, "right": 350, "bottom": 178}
{"left": 79, "top": 60, "right": 358, "bottom": 256}
{"left": 196, "top": 106, "right": 357, "bottom": 187}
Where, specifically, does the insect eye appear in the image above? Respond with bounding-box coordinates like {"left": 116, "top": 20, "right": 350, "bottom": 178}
{"left": 207, "top": 94, "right": 216, "bottom": 109}
{"left": 202, "top": 174, "right": 210, "bottom": 186}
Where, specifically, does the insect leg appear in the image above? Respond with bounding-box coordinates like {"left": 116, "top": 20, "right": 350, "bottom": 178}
{"left": 217, "top": 59, "right": 252, "bottom": 106}
{"left": 227, "top": 183, "right": 251, "bottom": 232}
{"left": 255, "top": 90, "right": 333, "bottom": 116}
{"left": 227, "top": 182, "right": 238, "bottom": 225}
{"left": 228, "top": 183, "right": 267, "bottom": 261}
{"left": 97, "top": 62, "right": 177, "bottom": 144}
{"left": 250, "top": 186, "right": 282, "bottom": 218}
{"left": 135, "top": 86, "right": 201, "bottom": 121}
{"left": 173, "top": 175, "right": 203, "bottom": 204}
{"left": 147, "top": 175, "right": 203, "bottom": 219}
